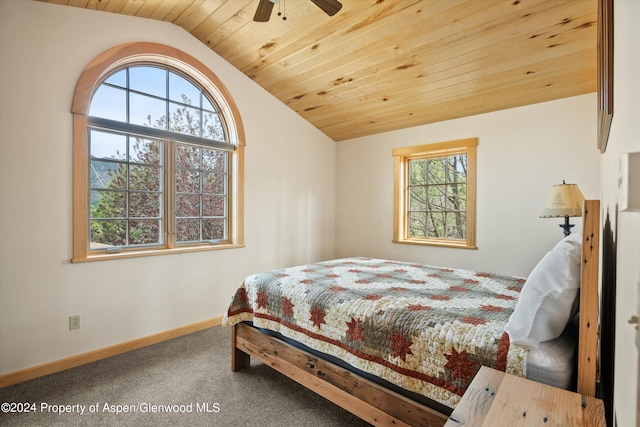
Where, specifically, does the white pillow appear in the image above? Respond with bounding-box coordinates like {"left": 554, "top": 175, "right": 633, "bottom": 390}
{"left": 505, "top": 233, "right": 582, "bottom": 348}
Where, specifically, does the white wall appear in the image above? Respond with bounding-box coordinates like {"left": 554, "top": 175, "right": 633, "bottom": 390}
{"left": 0, "top": 0, "right": 335, "bottom": 375}
{"left": 604, "top": 1, "right": 640, "bottom": 426}
{"left": 336, "top": 94, "right": 600, "bottom": 277}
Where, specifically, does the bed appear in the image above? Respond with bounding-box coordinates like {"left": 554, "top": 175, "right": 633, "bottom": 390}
{"left": 223, "top": 200, "right": 600, "bottom": 426}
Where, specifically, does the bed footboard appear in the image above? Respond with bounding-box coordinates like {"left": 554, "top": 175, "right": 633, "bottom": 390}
{"left": 231, "top": 324, "right": 251, "bottom": 371}
{"left": 231, "top": 322, "right": 448, "bottom": 427}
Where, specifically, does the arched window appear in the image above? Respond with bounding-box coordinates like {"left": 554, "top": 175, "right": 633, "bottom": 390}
{"left": 72, "top": 43, "right": 244, "bottom": 261}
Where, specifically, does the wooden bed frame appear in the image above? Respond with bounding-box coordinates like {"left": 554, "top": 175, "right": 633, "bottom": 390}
{"left": 230, "top": 200, "right": 600, "bottom": 427}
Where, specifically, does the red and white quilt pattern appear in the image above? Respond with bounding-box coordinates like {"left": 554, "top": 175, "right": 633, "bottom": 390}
{"left": 223, "top": 257, "right": 529, "bottom": 408}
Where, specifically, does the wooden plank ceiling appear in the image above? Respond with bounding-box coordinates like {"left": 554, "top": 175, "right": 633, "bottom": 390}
{"left": 39, "top": 0, "right": 597, "bottom": 141}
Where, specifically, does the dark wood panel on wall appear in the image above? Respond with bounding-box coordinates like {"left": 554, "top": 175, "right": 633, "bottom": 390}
{"left": 597, "top": 0, "right": 614, "bottom": 152}
{"left": 600, "top": 208, "right": 617, "bottom": 426}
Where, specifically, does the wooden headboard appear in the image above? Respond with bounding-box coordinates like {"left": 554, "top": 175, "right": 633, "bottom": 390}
{"left": 577, "top": 199, "right": 600, "bottom": 396}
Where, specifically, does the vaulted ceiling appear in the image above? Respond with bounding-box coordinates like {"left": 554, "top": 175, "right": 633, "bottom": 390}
{"left": 39, "top": 0, "right": 598, "bottom": 141}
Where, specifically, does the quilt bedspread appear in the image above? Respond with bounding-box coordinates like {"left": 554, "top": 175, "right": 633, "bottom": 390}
{"left": 223, "top": 257, "right": 529, "bottom": 408}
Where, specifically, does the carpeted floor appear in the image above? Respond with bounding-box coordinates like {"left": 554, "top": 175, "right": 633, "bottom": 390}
{"left": 0, "top": 326, "right": 371, "bottom": 426}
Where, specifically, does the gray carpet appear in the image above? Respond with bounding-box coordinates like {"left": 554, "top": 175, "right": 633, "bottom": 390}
{"left": 0, "top": 326, "right": 371, "bottom": 426}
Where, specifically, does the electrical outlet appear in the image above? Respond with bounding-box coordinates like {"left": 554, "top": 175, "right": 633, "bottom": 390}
{"left": 69, "top": 315, "right": 80, "bottom": 330}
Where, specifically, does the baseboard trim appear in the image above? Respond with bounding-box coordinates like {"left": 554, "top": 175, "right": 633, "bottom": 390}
{"left": 0, "top": 316, "right": 222, "bottom": 388}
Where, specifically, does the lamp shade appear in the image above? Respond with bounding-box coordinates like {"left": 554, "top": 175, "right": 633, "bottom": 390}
{"left": 540, "top": 182, "right": 585, "bottom": 218}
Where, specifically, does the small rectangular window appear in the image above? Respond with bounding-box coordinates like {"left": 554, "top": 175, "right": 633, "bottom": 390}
{"left": 393, "top": 138, "right": 477, "bottom": 249}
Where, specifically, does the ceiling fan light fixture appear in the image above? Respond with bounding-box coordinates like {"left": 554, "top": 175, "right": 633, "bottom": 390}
{"left": 253, "top": 0, "right": 274, "bottom": 22}
{"left": 310, "top": 0, "right": 342, "bottom": 16}
{"left": 253, "top": 0, "right": 342, "bottom": 22}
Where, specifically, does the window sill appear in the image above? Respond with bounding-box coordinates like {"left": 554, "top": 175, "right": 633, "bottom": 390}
{"left": 392, "top": 239, "right": 477, "bottom": 250}
{"left": 71, "top": 243, "right": 245, "bottom": 263}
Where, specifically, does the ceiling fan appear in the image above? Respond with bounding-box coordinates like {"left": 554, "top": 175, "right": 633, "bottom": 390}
{"left": 253, "top": 0, "right": 343, "bottom": 22}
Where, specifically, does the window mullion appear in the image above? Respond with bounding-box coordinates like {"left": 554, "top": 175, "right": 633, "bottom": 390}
{"left": 88, "top": 116, "right": 234, "bottom": 152}
{"left": 166, "top": 140, "right": 175, "bottom": 249}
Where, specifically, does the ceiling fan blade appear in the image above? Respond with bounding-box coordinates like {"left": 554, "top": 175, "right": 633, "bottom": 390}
{"left": 310, "top": 0, "right": 342, "bottom": 16}
{"left": 253, "top": 0, "right": 274, "bottom": 22}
